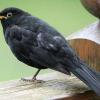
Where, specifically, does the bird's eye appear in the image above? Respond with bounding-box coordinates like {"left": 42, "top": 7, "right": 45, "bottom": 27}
{"left": 7, "top": 12, "right": 13, "bottom": 18}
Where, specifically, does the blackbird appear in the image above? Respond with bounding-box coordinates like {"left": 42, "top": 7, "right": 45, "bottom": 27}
{"left": 0, "top": 7, "right": 100, "bottom": 95}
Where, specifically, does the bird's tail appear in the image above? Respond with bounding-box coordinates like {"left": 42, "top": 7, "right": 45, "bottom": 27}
{"left": 63, "top": 57, "right": 100, "bottom": 96}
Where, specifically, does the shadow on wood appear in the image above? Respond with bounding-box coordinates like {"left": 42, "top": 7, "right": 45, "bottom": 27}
{"left": 67, "top": 21, "right": 100, "bottom": 72}
{"left": 56, "top": 91, "right": 100, "bottom": 100}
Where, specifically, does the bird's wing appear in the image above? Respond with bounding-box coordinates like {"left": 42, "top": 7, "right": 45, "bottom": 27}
{"left": 5, "top": 25, "right": 36, "bottom": 45}
{"left": 5, "top": 25, "right": 40, "bottom": 66}
{"left": 36, "top": 32, "right": 75, "bottom": 75}
{"left": 37, "top": 32, "right": 75, "bottom": 58}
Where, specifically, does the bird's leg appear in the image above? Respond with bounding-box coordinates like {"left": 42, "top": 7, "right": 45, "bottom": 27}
{"left": 21, "top": 69, "right": 42, "bottom": 82}
{"left": 32, "top": 69, "right": 41, "bottom": 80}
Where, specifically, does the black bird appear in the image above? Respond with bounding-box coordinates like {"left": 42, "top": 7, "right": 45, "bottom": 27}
{"left": 0, "top": 7, "right": 100, "bottom": 95}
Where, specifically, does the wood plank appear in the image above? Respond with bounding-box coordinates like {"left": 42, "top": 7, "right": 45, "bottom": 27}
{"left": 0, "top": 72, "right": 90, "bottom": 100}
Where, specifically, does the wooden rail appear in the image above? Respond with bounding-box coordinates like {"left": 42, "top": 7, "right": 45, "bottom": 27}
{"left": 0, "top": 72, "right": 99, "bottom": 100}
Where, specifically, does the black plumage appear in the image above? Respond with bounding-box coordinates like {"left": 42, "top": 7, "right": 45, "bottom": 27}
{"left": 0, "top": 7, "right": 100, "bottom": 95}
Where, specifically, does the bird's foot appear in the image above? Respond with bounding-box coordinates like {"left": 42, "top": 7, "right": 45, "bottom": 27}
{"left": 21, "top": 77, "right": 44, "bottom": 83}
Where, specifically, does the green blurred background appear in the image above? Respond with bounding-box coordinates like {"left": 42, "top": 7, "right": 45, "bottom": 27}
{"left": 0, "top": 0, "right": 97, "bottom": 81}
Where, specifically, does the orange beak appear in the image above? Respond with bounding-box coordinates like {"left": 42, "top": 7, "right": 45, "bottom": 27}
{"left": 0, "top": 16, "right": 7, "bottom": 20}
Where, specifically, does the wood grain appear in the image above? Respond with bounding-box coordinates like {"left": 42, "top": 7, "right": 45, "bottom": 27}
{"left": 67, "top": 21, "right": 100, "bottom": 72}
{"left": 0, "top": 72, "right": 89, "bottom": 100}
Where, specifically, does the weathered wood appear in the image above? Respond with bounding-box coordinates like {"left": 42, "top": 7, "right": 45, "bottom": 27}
{"left": 67, "top": 21, "right": 100, "bottom": 71}
{"left": 0, "top": 72, "right": 89, "bottom": 100}
{"left": 0, "top": 72, "right": 99, "bottom": 100}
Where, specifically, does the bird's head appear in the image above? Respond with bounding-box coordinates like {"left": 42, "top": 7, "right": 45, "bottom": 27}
{"left": 0, "top": 7, "right": 29, "bottom": 30}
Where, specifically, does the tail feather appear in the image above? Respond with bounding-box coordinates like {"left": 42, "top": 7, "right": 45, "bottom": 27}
{"left": 72, "top": 65, "right": 100, "bottom": 95}
{"left": 63, "top": 57, "right": 100, "bottom": 96}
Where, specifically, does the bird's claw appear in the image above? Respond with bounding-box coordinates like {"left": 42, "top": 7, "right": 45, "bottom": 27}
{"left": 21, "top": 77, "right": 44, "bottom": 83}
